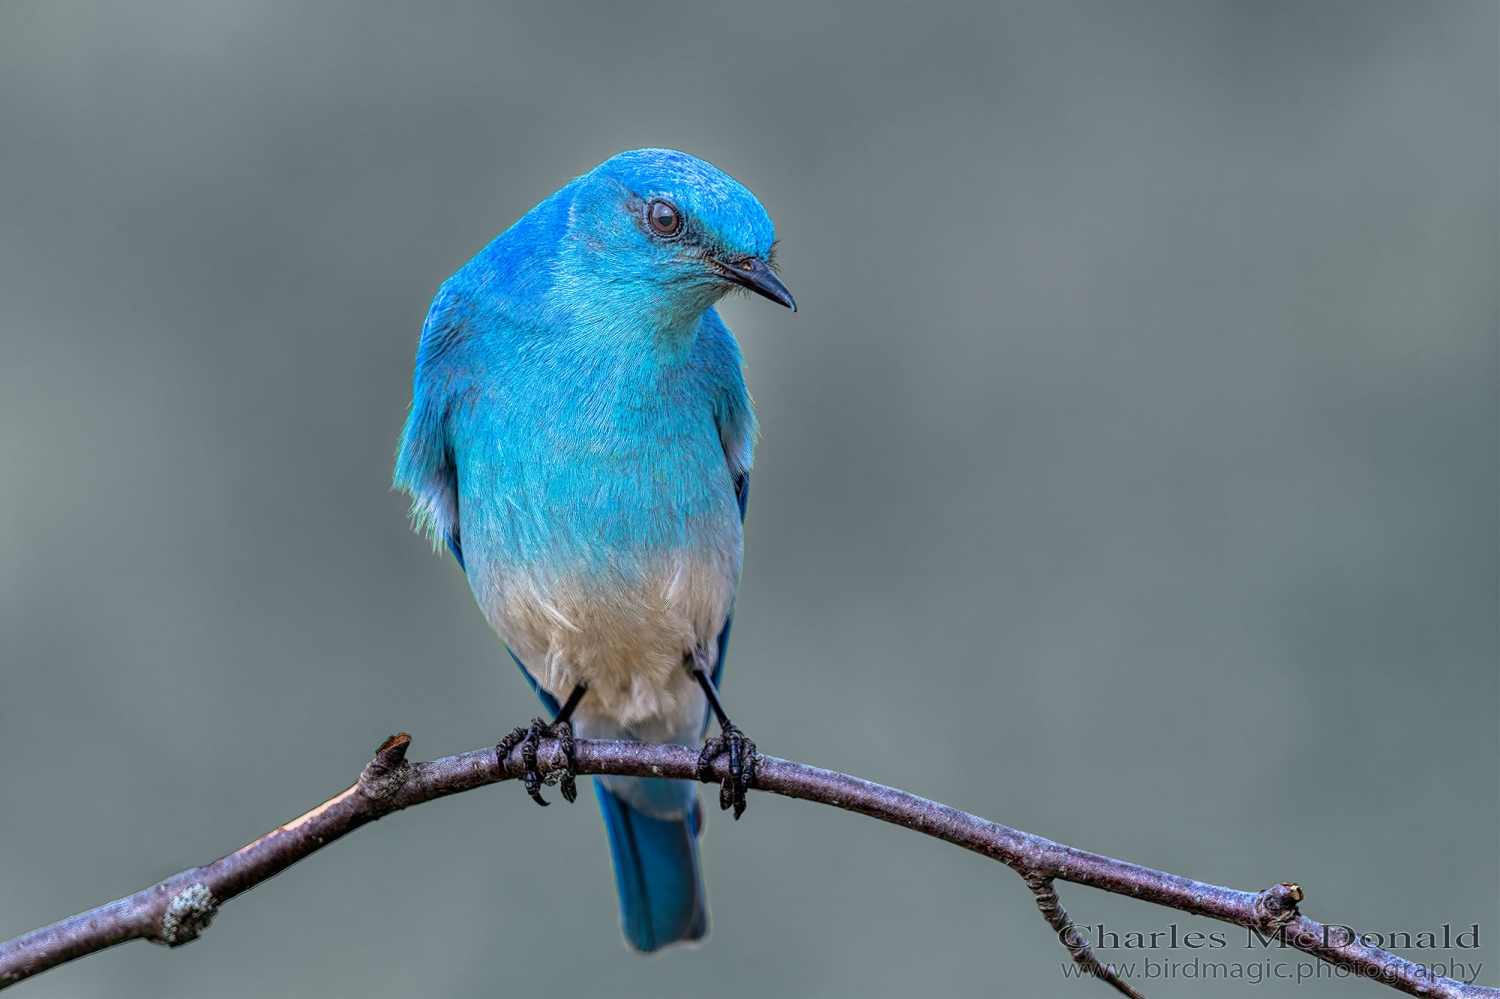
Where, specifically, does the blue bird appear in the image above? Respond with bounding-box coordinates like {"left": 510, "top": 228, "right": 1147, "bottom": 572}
{"left": 394, "top": 149, "right": 794, "bottom": 952}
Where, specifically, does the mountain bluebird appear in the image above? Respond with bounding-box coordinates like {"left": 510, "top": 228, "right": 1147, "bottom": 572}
{"left": 394, "top": 149, "right": 794, "bottom": 951}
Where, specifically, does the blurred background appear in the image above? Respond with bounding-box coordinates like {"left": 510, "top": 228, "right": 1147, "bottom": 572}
{"left": 2, "top": 3, "right": 1495, "bottom": 997}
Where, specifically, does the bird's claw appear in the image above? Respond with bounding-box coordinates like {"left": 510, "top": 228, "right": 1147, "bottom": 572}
{"left": 495, "top": 717, "right": 577, "bottom": 806}
{"left": 696, "top": 724, "right": 757, "bottom": 819}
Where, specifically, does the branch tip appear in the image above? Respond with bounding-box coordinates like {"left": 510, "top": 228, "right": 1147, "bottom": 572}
{"left": 359, "top": 734, "right": 414, "bottom": 799}
{"left": 375, "top": 733, "right": 411, "bottom": 762}
{"left": 366, "top": 734, "right": 411, "bottom": 774}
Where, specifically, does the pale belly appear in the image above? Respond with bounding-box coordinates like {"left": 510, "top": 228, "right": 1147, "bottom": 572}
{"left": 473, "top": 538, "right": 739, "bottom": 742}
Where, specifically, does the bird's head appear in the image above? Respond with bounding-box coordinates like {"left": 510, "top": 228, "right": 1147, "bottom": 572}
{"left": 556, "top": 148, "right": 795, "bottom": 327}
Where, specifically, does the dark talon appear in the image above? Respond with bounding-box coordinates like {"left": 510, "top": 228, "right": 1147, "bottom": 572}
{"left": 687, "top": 654, "right": 758, "bottom": 819}
{"left": 495, "top": 716, "right": 582, "bottom": 808}
{"left": 728, "top": 727, "right": 743, "bottom": 787}
{"left": 697, "top": 737, "right": 722, "bottom": 784}
{"left": 698, "top": 724, "right": 756, "bottom": 820}
{"left": 493, "top": 683, "right": 587, "bottom": 808}
{"left": 523, "top": 718, "right": 550, "bottom": 805}
{"left": 495, "top": 725, "right": 528, "bottom": 776}
{"left": 719, "top": 774, "right": 734, "bottom": 814}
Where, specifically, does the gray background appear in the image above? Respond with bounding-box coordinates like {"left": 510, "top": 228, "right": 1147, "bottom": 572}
{"left": 2, "top": 3, "right": 1495, "bottom": 997}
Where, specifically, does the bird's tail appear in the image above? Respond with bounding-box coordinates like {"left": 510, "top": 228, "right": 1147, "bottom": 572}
{"left": 593, "top": 778, "right": 708, "bottom": 952}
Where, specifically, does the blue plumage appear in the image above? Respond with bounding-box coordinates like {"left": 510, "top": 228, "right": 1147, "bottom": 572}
{"left": 394, "top": 149, "right": 792, "bottom": 951}
{"left": 595, "top": 781, "right": 707, "bottom": 951}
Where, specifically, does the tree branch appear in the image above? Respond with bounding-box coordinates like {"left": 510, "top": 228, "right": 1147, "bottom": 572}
{"left": 1, "top": 734, "right": 1491, "bottom": 997}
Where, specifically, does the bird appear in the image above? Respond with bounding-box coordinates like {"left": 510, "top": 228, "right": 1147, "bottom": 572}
{"left": 393, "top": 148, "right": 794, "bottom": 952}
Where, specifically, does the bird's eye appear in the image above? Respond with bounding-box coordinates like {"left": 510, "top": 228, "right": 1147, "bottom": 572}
{"left": 647, "top": 199, "right": 682, "bottom": 237}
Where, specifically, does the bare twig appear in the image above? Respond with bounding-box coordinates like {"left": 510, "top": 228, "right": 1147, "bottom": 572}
{"left": 1027, "top": 875, "right": 1148, "bottom": 999}
{"left": 0, "top": 735, "right": 1492, "bottom": 997}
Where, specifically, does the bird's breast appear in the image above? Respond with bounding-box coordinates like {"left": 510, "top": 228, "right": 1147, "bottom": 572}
{"left": 475, "top": 532, "right": 738, "bottom": 734}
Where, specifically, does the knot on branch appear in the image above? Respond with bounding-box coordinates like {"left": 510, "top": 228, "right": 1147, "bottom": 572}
{"left": 158, "top": 884, "right": 217, "bottom": 947}
{"left": 1253, "top": 882, "right": 1304, "bottom": 934}
{"left": 357, "top": 733, "right": 413, "bottom": 802}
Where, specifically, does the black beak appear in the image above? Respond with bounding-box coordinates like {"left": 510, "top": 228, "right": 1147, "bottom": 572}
{"left": 711, "top": 256, "right": 797, "bottom": 311}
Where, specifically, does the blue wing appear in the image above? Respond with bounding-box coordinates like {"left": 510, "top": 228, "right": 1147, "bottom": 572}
{"left": 711, "top": 470, "right": 749, "bottom": 691}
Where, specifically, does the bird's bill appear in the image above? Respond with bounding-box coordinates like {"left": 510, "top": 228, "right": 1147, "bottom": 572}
{"left": 710, "top": 256, "right": 797, "bottom": 311}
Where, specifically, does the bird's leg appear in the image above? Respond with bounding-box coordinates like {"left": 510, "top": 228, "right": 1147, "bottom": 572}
{"left": 495, "top": 682, "right": 587, "bottom": 807}
{"left": 688, "top": 649, "right": 757, "bottom": 819}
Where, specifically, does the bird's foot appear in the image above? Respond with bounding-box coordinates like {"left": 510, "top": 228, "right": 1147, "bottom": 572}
{"left": 495, "top": 717, "right": 577, "bottom": 806}
{"left": 697, "top": 724, "right": 757, "bottom": 820}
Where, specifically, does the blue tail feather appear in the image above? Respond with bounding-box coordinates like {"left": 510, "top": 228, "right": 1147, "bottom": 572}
{"left": 594, "top": 780, "right": 707, "bottom": 952}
